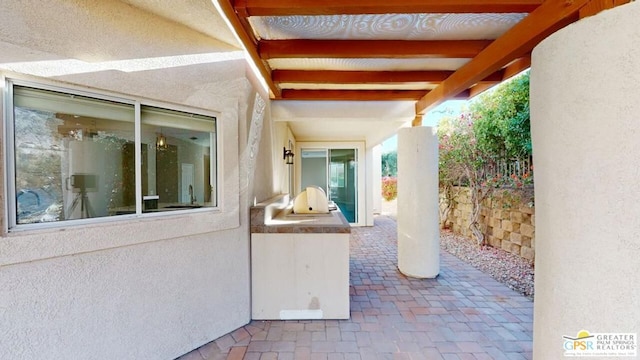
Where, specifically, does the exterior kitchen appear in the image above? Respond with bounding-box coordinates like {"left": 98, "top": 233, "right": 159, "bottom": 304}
{"left": 250, "top": 189, "right": 351, "bottom": 320}
{"left": 4, "top": 0, "right": 636, "bottom": 359}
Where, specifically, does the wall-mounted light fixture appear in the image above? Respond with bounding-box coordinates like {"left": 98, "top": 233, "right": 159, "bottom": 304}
{"left": 283, "top": 147, "right": 294, "bottom": 165}
{"left": 156, "top": 131, "right": 168, "bottom": 150}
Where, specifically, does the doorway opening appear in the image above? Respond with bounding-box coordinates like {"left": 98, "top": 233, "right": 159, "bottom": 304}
{"left": 297, "top": 143, "right": 363, "bottom": 224}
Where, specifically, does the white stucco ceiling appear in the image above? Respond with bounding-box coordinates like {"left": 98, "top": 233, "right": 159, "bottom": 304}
{"left": 272, "top": 100, "right": 415, "bottom": 146}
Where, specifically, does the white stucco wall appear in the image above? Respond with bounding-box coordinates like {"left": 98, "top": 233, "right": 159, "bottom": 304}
{"left": 372, "top": 145, "right": 383, "bottom": 216}
{"left": 0, "top": 1, "right": 272, "bottom": 359}
{"left": 251, "top": 100, "right": 278, "bottom": 203}
{"left": 366, "top": 145, "right": 383, "bottom": 225}
{"left": 531, "top": 2, "right": 640, "bottom": 358}
{"left": 272, "top": 124, "right": 297, "bottom": 197}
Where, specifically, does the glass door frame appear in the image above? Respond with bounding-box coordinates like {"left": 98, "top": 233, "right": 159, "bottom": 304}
{"left": 295, "top": 142, "right": 365, "bottom": 226}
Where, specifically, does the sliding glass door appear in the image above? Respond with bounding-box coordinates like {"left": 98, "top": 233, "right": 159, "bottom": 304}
{"left": 300, "top": 149, "right": 328, "bottom": 191}
{"left": 299, "top": 147, "right": 359, "bottom": 223}
{"left": 329, "top": 149, "right": 357, "bottom": 223}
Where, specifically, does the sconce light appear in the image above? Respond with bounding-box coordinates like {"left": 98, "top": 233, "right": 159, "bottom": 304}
{"left": 156, "top": 131, "right": 168, "bottom": 150}
{"left": 283, "top": 147, "right": 294, "bottom": 165}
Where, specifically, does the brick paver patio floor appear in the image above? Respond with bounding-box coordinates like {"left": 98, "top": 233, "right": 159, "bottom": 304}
{"left": 177, "top": 216, "right": 533, "bottom": 360}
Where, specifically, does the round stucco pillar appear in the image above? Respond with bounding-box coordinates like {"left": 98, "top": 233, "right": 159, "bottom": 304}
{"left": 531, "top": 2, "right": 640, "bottom": 358}
{"left": 397, "top": 126, "right": 439, "bottom": 278}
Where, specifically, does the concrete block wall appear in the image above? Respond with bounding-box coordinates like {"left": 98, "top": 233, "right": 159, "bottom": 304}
{"left": 442, "top": 187, "right": 535, "bottom": 261}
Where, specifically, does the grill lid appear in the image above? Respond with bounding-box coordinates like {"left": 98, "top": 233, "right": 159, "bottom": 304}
{"left": 293, "top": 186, "right": 329, "bottom": 214}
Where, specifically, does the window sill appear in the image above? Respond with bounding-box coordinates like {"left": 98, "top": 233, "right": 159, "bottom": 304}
{"left": 1, "top": 206, "right": 239, "bottom": 267}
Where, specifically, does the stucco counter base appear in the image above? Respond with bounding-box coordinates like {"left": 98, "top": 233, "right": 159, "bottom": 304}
{"left": 250, "top": 196, "right": 351, "bottom": 320}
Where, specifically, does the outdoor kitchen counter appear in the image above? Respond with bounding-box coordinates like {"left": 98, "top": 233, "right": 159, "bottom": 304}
{"left": 250, "top": 195, "right": 351, "bottom": 320}
{"left": 251, "top": 204, "right": 351, "bottom": 234}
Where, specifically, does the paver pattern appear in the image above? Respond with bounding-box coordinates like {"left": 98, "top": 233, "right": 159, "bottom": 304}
{"left": 177, "top": 216, "right": 533, "bottom": 360}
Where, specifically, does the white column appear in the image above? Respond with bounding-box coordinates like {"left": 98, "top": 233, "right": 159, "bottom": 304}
{"left": 531, "top": 2, "right": 640, "bottom": 358}
{"left": 371, "top": 145, "right": 382, "bottom": 217}
{"left": 397, "top": 127, "right": 439, "bottom": 278}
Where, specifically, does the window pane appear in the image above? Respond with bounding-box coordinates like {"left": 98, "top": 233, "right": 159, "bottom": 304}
{"left": 13, "top": 86, "right": 135, "bottom": 224}
{"left": 329, "top": 149, "right": 357, "bottom": 223}
{"left": 301, "top": 149, "right": 328, "bottom": 191}
{"left": 140, "top": 106, "right": 216, "bottom": 212}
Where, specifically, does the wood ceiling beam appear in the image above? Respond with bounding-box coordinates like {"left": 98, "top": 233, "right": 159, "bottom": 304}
{"left": 453, "top": 89, "right": 471, "bottom": 99}
{"left": 469, "top": 55, "right": 531, "bottom": 97}
{"left": 415, "top": 0, "right": 587, "bottom": 115}
{"left": 413, "top": 88, "right": 470, "bottom": 125}
{"left": 234, "top": 0, "right": 543, "bottom": 16}
{"left": 478, "top": 70, "right": 508, "bottom": 83}
{"left": 503, "top": 55, "right": 531, "bottom": 79}
{"left": 468, "top": 83, "right": 496, "bottom": 98}
{"left": 273, "top": 70, "right": 455, "bottom": 84}
{"left": 217, "top": 0, "right": 280, "bottom": 97}
{"left": 280, "top": 89, "right": 430, "bottom": 101}
{"left": 273, "top": 69, "right": 505, "bottom": 85}
{"left": 259, "top": 40, "right": 492, "bottom": 59}
{"left": 411, "top": 116, "right": 424, "bottom": 127}
{"left": 280, "top": 89, "right": 472, "bottom": 101}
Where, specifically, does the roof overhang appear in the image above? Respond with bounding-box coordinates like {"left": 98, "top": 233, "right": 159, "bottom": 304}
{"left": 218, "top": 0, "right": 628, "bottom": 109}
{"left": 124, "top": 0, "right": 630, "bottom": 146}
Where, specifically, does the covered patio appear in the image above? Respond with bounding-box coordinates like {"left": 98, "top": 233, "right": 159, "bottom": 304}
{"left": 2, "top": 1, "right": 639, "bottom": 359}
{"left": 178, "top": 215, "right": 533, "bottom": 360}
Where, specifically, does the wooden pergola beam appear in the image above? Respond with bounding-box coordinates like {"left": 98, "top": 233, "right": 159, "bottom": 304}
{"left": 468, "top": 83, "right": 496, "bottom": 98}
{"left": 469, "top": 55, "right": 531, "bottom": 97}
{"left": 274, "top": 69, "right": 505, "bottom": 85}
{"left": 412, "top": 89, "right": 470, "bottom": 126}
{"left": 415, "top": 0, "right": 589, "bottom": 115}
{"left": 280, "top": 89, "right": 430, "bottom": 101}
{"left": 503, "top": 55, "right": 531, "bottom": 79}
{"left": 259, "top": 40, "right": 492, "bottom": 59}
{"left": 234, "top": 0, "right": 543, "bottom": 16}
{"left": 217, "top": 0, "right": 280, "bottom": 97}
{"left": 280, "top": 89, "right": 472, "bottom": 101}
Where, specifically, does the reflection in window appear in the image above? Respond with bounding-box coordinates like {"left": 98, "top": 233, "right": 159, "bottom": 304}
{"left": 140, "top": 106, "right": 216, "bottom": 213}
{"left": 13, "top": 86, "right": 135, "bottom": 224}
{"left": 330, "top": 162, "right": 345, "bottom": 188}
{"left": 9, "top": 83, "right": 217, "bottom": 229}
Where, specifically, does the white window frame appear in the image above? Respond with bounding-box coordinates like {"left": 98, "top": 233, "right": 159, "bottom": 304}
{"left": 4, "top": 78, "right": 221, "bottom": 232}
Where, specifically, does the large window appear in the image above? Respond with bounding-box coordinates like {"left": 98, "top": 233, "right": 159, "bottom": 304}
{"left": 7, "top": 81, "right": 217, "bottom": 230}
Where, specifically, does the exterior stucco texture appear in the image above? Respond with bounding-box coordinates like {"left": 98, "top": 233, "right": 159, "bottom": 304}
{"left": 531, "top": 2, "right": 640, "bottom": 359}
{"left": 0, "top": 1, "right": 274, "bottom": 359}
